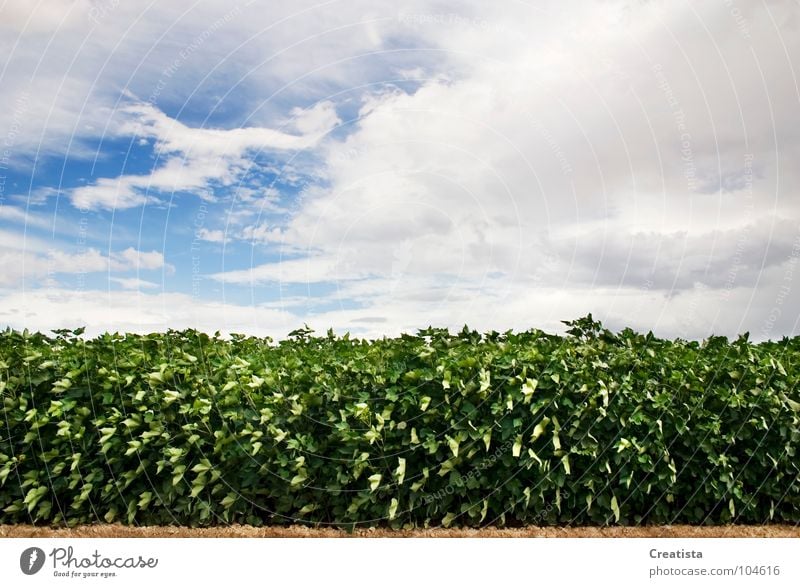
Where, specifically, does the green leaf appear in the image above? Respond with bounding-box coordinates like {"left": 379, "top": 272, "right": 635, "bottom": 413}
{"left": 1, "top": 317, "right": 798, "bottom": 529}
{"left": 162, "top": 389, "right": 181, "bottom": 404}
{"left": 24, "top": 486, "right": 48, "bottom": 514}
{"left": 512, "top": 435, "right": 522, "bottom": 458}
{"left": 531, "top": 417, "right": 550, "bottom": 441}
{"left": 527, "top": 448, "right": 543, "bottom": 467}
{"left": 521, "top": 378, "right": 537, "bottom": 398}
{"left": 479, "top": 369, "right": 491, "bottom": 392}
{"left": 368, "top": 473, "right": 382, "bottom": 492}
{"left": 138, "top": 491, "right": 153, "bottom": 509}
{"left": 446, "top": 435, "right": 460, "bottom": 458}
{"left": 191, "top": 459, "right": 212, "bottom": 474}
{"left": 298, "top": 503, "right": 318, "bottom": 515}
{"left": 4, "top": 502, "right": 24, "bottom": 514}
{"left": 394, "top": 458, "right": 406, "bottom": 485}
{"left": 479, "top": 499, "right": 488, "bottom": 522}
{"left": 172, "top": 465, "right": 186, "bottom": 486}
{"left": 610, "top": 495, "right": 620, "bottom": 522}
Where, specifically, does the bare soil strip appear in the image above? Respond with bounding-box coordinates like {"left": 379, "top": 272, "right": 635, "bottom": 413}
{"left": 2, "top": 524, "right": 798, "bottom": 538}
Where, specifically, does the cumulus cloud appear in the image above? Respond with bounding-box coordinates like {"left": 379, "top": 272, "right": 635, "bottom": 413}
{"left": 4, "top": 271, "right": 797, "bottom": 341}
{"left": 0, "top": 231, "right": 173, "bottom": 287}
{"left": 0, "top": 206, "right": 54, "bottom": 229}
{"left": 550, "top": 217, "right": 800, "bottom": 292}
{"left": 0, "top": 0, "right": 91, "bottom": 33}
{"left": 211, "top": 253, "right": 372, "bottom": 285}
{"left": 2, "top": 0, "right": 799, "bottom": 339}
{"left": 195, "top": 228, "right": 228, "bottom": 243}
{"left": 0, "top": 0, "right": 429, "bottom": 161}
{"left": 0, "top": 288, "right": 297, "bottom": 337}
{"left": 110, "top": 247, "right": 172, "bottom": 272}
{"left": 70, "top": 100, "right": 341, "bottom": 210}
{"left": 209, "top": 0, "right": 800, "bottom": 338}
{"left": 109, "top": 277, "right": 160, "bottom": 290}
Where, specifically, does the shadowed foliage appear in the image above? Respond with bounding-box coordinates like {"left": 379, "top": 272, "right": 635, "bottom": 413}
{"left": 1, "top": 317, "right": 798, "bottom": 529}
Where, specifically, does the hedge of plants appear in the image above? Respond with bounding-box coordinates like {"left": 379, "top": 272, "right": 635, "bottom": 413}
{"left": 1, "top": 316, "right": 799, "bottom": 528}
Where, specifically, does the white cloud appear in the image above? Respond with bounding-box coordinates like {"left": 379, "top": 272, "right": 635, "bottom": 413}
{"left": 0, "top": 288, "right": 297, "bottom": 337}
{"left": 115, "top": 100, "right": 334, "bottom": 156}
{"left": 195, "top": 228, "right": 227, "bottom": 243}
{"left": 0, "top": 230, "right": 172, "bottom": 286}
{"left": 286, "top": 101, "right": 342, "bottom": 136}
{"left": 69, "top": 176, "right": 152, "bottom": 210}
{"left": 70, "top": 100, "right": 341, "bottom": 210}
{"left": 0, "top": 0, "right": 91, "bottom": 33}
{"left": 111, "top": 247, "right": 171, "bottom": 272}
{"left": 238, "top": 223, "right": 285, "bottom": 244}
{"left": 0, "top": 250, "right": 45, "bottom": 287}
{"left": 2, "top": 0, "right": 800, "bottom": 339}
{"left": 549, "top": 216, "right": 800, "bottom": 292}
{"left": 205, "top": 0, "right": 800, "bottom": 337}
{"left": 211, "top": 253, "right": 372, "bottom": 285}
{"left": 0, "top": 227, "right": 55, "bottom": 254}
{"left": 3, "top": 270, "right": 798, "bottom": 341}
{"left": 0, "top": 0, "right": 424, "bottom": 164}
{"left": 0, "top": 248, "right": 112, "bottom": 287}
{"left": 0, "top": 206, "right": 54, "bottom": 229}
{"left": 109, "top": 277, "right": 160, "bottom": 290}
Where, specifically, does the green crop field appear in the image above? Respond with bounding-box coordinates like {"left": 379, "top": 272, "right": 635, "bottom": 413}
{"left": 1, "top": 316, "right": 798, "bottom": 529}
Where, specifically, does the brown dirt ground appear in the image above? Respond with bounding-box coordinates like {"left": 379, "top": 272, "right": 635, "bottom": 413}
{"left": 2, "top": 524, "right": 798, "bottom": 538}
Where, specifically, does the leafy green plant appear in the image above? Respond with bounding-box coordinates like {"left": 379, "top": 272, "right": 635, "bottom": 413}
{"left": 1, "top": 319, "right": 798, "bottom": 528}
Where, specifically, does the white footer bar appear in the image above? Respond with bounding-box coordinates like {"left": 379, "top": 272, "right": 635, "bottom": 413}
{"left": 2, "top": 537, "right": 797, "bottom": 586}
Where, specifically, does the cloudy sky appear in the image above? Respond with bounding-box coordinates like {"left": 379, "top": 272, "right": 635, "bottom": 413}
{"left": 0, "top": 0, "right": 798, "bottom": 339}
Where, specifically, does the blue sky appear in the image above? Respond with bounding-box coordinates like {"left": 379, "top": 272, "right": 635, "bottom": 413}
{"left": 1, "top": 0, "right": 799, "bottom": 339}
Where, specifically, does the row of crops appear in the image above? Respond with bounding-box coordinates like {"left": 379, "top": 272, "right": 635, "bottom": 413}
{"left": 1, "top": 316, "right": 799, "bottom": 528}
